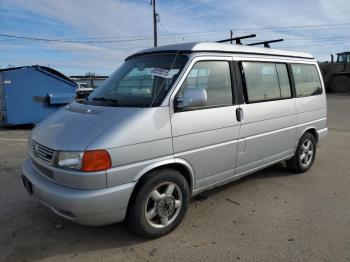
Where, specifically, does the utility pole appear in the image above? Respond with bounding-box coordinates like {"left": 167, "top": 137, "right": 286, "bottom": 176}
{"left": 230, "top": 30, "right": 233, "bottom": 44}
{"left": 151, "top": 0, "right": 158, "bottom": 47}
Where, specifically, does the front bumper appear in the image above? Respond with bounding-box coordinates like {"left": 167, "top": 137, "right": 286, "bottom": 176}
{"left": 22, "top": 158, "right": 135, "bottom": 226}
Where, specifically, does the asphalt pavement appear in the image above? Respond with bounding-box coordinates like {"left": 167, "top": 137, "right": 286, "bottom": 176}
{"left": 0, "top": 94, "right": 349, "bottom": 262}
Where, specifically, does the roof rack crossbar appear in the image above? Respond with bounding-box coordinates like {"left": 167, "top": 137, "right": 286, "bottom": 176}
{"left": 216, "top": 34, "right": 256, "bottom": 45}
{"left": 248, "top": 39, "right": 284, "bottom": 48}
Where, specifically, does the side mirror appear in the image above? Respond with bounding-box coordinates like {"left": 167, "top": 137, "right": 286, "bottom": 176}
{"left": 175, "top": 88, "right": 208, "bottom": 109}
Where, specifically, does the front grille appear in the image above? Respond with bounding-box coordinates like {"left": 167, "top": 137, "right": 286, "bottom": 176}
{"left": 32, "top": 159, "right": 54, "bottom": 180}
{"left": 31, "top": 140, "right": 55, "bottom": 164}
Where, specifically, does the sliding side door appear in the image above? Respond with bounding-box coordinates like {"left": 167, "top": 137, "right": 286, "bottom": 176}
{"left": 235, "top": 60, "right": 297, "bottom": 176}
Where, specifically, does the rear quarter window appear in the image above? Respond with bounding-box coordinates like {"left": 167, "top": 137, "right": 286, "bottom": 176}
{"left": 291, "top": 64, "right": 322, "bottom": 97}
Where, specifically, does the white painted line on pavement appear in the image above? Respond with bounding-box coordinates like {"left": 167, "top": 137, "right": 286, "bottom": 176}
{"left": 0, "top": 137, "right": 28, "bottom": 142}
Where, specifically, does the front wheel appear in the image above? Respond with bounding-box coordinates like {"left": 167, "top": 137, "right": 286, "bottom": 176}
{"left": 127, "top": 168, "right": 190, "bottom": 238}
{"left": 287, "top": 132, "right": 316, "bottom": 173}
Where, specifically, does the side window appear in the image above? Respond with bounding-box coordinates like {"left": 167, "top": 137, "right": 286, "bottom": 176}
{"left": 241, "top": 62, "right": 291, "bottom": 103}
{"left": 337, "top": 54, "right": 346, "bottom": 63}
{"left": 177, "top": 61, "right": 233, "bottom": 108}
{"left": 291, "top": 64, "right": 322, "bottom": 97}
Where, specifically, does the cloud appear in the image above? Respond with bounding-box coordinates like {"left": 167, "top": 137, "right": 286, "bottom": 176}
{"left": 319, "top": 0, "right": 350, "bottom": 22}
{"left": 6, "top": 0, "right": 155, "bottom": 38}
{"left": 1, "top": 0, "right": 350, "bottom": 74}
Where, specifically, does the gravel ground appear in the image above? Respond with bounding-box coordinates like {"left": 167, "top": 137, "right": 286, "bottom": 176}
{"left": 0, "top": 94, "right": 349, "bottom": 262}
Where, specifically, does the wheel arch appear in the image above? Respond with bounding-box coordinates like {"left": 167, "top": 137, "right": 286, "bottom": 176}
{"left": 300, "top": 126, "right": 318, "bottom": 144}
{"left": 132, "top": 158, "right": 195, "bottom": 195}
{"left": 126, "top": 158, "right": 195, "bottom": 219}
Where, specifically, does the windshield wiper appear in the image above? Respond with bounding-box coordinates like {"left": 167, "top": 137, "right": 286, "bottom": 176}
{"left": 91, "top": 97, "right": 119, "bottom": 105}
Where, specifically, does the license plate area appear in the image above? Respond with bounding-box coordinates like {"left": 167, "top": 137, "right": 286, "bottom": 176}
{"left": 21, "top": 175, "right": 33, "bottom": 194}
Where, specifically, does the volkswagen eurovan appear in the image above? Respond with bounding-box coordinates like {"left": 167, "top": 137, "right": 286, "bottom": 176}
{"left": 22, "top": 42, "right": 328, "bottom": 238}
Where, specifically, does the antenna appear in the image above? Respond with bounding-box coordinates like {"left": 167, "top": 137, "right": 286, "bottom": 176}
{"left": 216, "top": 34, "right": 256, "bottom": 45}
{"left": 248, "top": 39, "right": 284, "bottom": 48}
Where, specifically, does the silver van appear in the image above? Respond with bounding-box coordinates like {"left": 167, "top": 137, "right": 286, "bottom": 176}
{"left": 22, "top": 42, "right": 328, "bottom": 238}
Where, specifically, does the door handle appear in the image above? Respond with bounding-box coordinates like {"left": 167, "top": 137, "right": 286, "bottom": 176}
{"left": 236, "top": 108, "right": 243, "bottom": 122}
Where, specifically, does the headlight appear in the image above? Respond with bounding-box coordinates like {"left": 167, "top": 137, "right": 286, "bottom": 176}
{"left": 57, "top": 151, "right": 83, "bottom": 170}
{"left": 56, "top": 150, "right": 111, "bottom": 172}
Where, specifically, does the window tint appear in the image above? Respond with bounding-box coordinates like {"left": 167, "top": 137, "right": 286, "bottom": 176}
{"left": 241, "top": 62, "right": 291, "bottom": 103}
{"left": 177, "top": 61, "right": 233, "bottom": 108}
{"left": 291, "top": 64, "right": 322, "bottom": 97}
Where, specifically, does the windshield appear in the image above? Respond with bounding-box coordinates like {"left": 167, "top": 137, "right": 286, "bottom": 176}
{"left": 85, "top": 54, "right": 188, "bottom": 107}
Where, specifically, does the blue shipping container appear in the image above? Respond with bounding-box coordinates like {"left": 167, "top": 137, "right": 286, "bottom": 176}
{"left": 0, "top": 66, "right": 77, "bottom": 125}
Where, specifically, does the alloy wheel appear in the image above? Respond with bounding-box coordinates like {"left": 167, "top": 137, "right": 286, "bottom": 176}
{"left": 299, "top": 139, "right": 314, "bottom": 167}
{"left": 144, "top": 182, "right": 182, "bottom": 228}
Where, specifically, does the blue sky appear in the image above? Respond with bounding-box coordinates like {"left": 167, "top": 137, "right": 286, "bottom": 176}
{"left": 0, "top": 0, "right": 349, "bottom": 76}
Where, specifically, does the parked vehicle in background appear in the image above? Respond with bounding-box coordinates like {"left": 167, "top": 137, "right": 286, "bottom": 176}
{"left": 21, "top": 42, "right": 327, "bottom": 238}
{"left": 319, "top": 51, "right": 350, "bottom": 92}
{"left": 76, "top": 82, "right": 94, "bottom": 99}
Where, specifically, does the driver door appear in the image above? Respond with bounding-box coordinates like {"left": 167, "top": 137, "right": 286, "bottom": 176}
{"left": 170, "top": 56, "right": 241, "bottom": 191}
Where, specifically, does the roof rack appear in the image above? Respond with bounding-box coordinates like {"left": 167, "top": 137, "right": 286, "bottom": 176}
{"left": 247, "top": 39, "right": 284, "bottom": 48}
{"left": 216, "top": 34, "right": 256, "bottom": 45}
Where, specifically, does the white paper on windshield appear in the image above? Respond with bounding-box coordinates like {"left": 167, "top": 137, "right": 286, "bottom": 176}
{"left": 151, "top": 68, "right": 173, "bottom": 78}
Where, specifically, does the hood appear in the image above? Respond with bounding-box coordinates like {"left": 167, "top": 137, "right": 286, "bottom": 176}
{"left": 31, "top": 102, "right": 172, "bottom": 151}
{"left": 31, "top": 102, "right": 141, "bottom": 151}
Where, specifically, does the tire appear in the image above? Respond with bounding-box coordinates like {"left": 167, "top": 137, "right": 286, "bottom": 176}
{"left": 331, "top": 76, "right": 350, "bottom": 93}
{"left": 286, "top": 132, "right": 316, "bottom": 173}
{"left": 127, "top": 168, "right": 190, "bottom": 239}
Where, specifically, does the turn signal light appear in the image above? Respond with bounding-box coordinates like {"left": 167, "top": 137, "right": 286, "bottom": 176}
{"left": 82, "top": 150, "right": 111, "bottom": 172}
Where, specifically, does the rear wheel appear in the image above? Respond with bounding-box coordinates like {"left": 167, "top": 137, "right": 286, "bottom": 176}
{"left": 127, "top": 168, "right": 190, "bottom": 238}
{"left": 287, "top": 132, "right": 316, "bottom": 173}
{"left": 331, "top": 76, "right": 350, "bottom": 92}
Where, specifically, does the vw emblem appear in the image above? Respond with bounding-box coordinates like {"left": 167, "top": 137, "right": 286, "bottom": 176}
{"left": 34, "top": 144, "right": 39, "bottom": 153}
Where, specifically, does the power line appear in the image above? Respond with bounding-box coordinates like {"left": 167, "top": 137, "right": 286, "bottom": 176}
{"left": 1, "top": 22, "right": 350, "bottom": 43}
{"left": 229, "top": 22, "right": 350, "bottom": 31}
{"left": 3, "top": 39, "right": 350, "bottom": 55}
{"left": 64, "top": 21, "right": 350, "bottom": 38}
{"left": 0, "top": 33, "right": 151, "bottom": 43}
{"left": 158, "top": 21, "right": 180, "bottom": 43}
{"left": 242, "top": 36, "right": 350, "bottom": 43}
{"left": 2, "top": 32, "right": 350, "bottom": 50}
{"left": 3, "top": 32, "right": 350, "bottom": 47}
{"left": 282, "top": 42, "right": 350, "bottom": 49}
{"left": 2, "top": 21, "right": 350, "bottom": 60}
